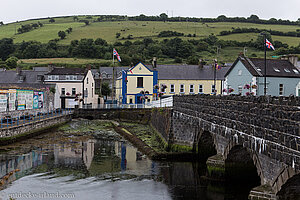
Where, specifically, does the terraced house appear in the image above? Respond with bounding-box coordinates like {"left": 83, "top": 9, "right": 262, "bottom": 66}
{"left": 115, "top": 62, "right": 229, "bottom": 104}
{"left": 224, "top": 55, "right": 300, "bottom": 96}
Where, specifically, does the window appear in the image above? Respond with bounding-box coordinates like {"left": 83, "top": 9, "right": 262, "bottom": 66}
{"left": 54, "top": 75, "right": 59, "bottom": 80}
{"left": 48, "top": 75, "right": 52, "bottom": 80}
{"left": 85, "top": 88, "right": 88, "bottom": 97}
{"left": 86, "top": 78, "right": 89, "bottom": 84}
{"left": 180, "top": 84, "right": 185, "bottom": 93}
{"left": 92, "top": 88, "right": 93, "bottom": 97}
{"left": 279, "top": 84, "right": 284, "bottom": 96}
{"left": 238, "top": 70, "right": 242, "bottom": 76}
{"left": 72, "top": 75, "right": 77, "bottom": 80}
{"left": 211, "top": 85, "right": 216, "bottom": 93}
{"left": 129, "top": 99, "right": 133, "bottom": 104}
{"left": 61, "top": 88, "right": 65, "bottom": 95}
{"left": 190, "top": 84, "right": 194, "bottom": 93}
{"left": 37, "top": 75, "right": 43, "bottom": 81}
{"left": 257, "top": 68, "right": 262, "bottom": 72}
{"left": 161, "top": 84, "right": 166, "bottom": 93}
{"left": 199, "top": 84, "right": 203, "bottom": 93}
{"left": 293, "top": 69, "right": 299, "bottom": 74}
{"left": 238, "top": 86, "right": 242, "bottom": 94}
{"left": 273, "top": 67, "right": 280, "bottom": 72}
{"left": 66, "top": 75, "right": 70, "bottom": 80}
{"left": 137, "top": 77, "right": 143, "bottom": 88}
{"left": 284, "top": 68, "right": 290, "bottom": 73}
{"left": 170, "top": 84, "right": 175, "bottom": 93}
{"left": 72, "top": 88, "right": 76, "bottom": 96}
{"left": 92, "top": 83, "right": 93, "bottom": 87}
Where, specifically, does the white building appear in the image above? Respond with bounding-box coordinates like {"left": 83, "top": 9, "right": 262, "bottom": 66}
{"left": 44, "top": 66, "right": 98, "bottom": 109}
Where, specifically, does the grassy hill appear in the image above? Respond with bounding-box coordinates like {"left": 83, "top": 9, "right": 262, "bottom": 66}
{"left": 1, "top": 16, "right": 300, "bottom": 46}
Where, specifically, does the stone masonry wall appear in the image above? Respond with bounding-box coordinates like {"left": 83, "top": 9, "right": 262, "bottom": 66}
{"left": 172, "top": 94, "right": 300, "bottom": 175}
{"left": 0, "top": 115, "right": 70, "bottom": 140}
{"left": 150, "top": 108, "right": 172, "bottom": 142}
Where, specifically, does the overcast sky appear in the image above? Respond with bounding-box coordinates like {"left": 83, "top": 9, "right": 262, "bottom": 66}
{"left": 1, "top": 0, "right": 299, "bottom": 23}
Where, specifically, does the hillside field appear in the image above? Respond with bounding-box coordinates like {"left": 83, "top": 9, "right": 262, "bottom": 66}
{"left": 1, "top": 16, "right": 300, "bottom": 46}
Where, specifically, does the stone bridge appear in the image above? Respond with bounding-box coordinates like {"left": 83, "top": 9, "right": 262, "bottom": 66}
{"left": 169, "top": 95, "right": 300, "bottom": 199}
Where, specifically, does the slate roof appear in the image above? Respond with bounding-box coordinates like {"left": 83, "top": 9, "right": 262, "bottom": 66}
{"left": 99, "top": 67, "right": 130, "bottom": 75}
{"left": 153, "top": 65, "right": 230, "bottom": 80}
{"left": 46, "top": 68, "right": 87, "bottom": 75}
{"left": 0, "top": 70, "right": 47, "bottom": 84}
{"left": 226, "top": 56, "right": 300, "bottom": 78}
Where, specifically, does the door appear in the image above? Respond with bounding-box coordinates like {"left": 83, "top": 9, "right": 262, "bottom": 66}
{"left": 61, "top": 98, "right": 66, "bottom": 109}
{"left": 135, "top": 95, "right": 143, "bottom": 104}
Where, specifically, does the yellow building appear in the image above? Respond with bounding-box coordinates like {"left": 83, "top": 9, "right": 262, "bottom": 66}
{"left": 116, "top": 63, "right": 229, "bottom": 104}
{"left": 156, "top": 65, "right": 229, "bottom": 96}
{"left": 116, "top": 63, "right": 158, "bottom": 104}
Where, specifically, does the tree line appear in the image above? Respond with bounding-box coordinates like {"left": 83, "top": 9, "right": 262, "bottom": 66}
{"left": 1, "top": 32, "right": 300, "bottom": 68}
{"left": 220, "top": 27, "right": 300, "bottom": 38}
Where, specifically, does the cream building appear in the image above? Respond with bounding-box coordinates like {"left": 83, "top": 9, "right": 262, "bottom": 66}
{"left": 44, "top": 67, "right": 98, "bottom": 108}
{"left": 116, "top": 63, "right": 229, "bottom": 104}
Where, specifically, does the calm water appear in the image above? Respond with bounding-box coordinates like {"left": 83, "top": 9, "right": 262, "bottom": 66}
{"left": 0, "top": 120, "right": 251, "bottom": 200}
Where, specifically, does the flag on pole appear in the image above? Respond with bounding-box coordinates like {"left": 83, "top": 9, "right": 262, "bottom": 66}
{"left": 265, "top": 39, "right": 275, "bottom": 50}
{"left": 113, "top": 48, "right": 121, "bottom": 62}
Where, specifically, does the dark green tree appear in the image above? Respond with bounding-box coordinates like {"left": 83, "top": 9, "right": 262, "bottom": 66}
{"left": 49, "top": 18, "right": 55, "bottom": 23}
{"left": 0, "top": 38, "right": 14, "bottom": 60}
{"left": 5, "top": 56, "right": 18, "bottom": 68}
{"left": 58, "top": 31, "right": 66, "bottom": 39}
{"left": 160, "top": 13, "right": 168, "bottom": 22}
{"left": 101, "top": 82, "right": 111, "bottom": 98}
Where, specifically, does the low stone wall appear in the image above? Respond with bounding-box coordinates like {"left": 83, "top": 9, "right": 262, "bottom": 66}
{"left": 73, "top": 108, "right": 152, "bottom": 123}
{"left": 150, "top": 108, "right": 172, "bottom": 142}
{"left": 0, "top": 115, "right": 71, "bottom": 145}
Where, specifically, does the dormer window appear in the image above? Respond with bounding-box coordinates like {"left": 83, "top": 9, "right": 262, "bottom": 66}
{"left": 257, "top": 68, "right": 261, "bottom": 72}
{"left": 37, "top": 75, "right": 43, "bottom": 81}
{"left": 293, "top": 69, "right": 299, "bottom": 74}
{"left": 273, "top": 68, "right": 280, "bottom": 72}
{"left": 284, "top": 68, "right": 290, "bottom": 73}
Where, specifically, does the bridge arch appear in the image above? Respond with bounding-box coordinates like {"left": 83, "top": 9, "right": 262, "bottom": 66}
{"left": 194, "top": 130, "right": 217, "bottom": 160}
{"left": 276, "top": 171, "right": 300, "bottom": 200}
{"left": 224, "top": 142, "right": 264, "bottom": 185}
{"left": 272, "top": 166, "right": 299, "bottom": 196}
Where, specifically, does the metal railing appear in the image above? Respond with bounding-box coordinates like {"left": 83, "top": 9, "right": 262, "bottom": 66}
{"left": 0, "top": 108, "right": 73, "bottom": 129}
{"left": 81, "top": 104, "right": 153, "bottom": 109}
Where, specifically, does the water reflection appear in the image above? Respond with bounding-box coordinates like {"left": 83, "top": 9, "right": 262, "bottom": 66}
{"left": 0, "top": 122, "right": 253, "bottom": 200}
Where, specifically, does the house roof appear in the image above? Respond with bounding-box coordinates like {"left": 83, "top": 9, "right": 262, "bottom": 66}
{"left": 46, "top": 67, "right": 87, "bottom": 75}
{"left": 99, "top": 67, "right": 130, "bottom": 75}
{"left": 225, "top": 56, "right": 300, "bottom": 78}
{"left": 0, "top": 70, "right": 47, "bottom": 84}
{"left": 151, "top": 64, "right": 230, "bottom": 80}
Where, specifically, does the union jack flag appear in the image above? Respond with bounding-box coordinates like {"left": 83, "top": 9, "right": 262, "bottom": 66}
{"left": 265, "top": 39, "right": 275, "bottom": 50}
{"left": 113, "top": 48, "right": 121, "bottom": 62}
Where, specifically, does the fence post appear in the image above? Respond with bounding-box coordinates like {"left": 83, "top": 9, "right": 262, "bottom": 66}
{"left": 17, "top": 116, "right": 19, "bottom": 126}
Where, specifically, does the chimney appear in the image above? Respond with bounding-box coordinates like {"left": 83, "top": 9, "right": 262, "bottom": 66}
{"left": 48, "top": 64, "right": 54, "bottom": 72}
{"left": 198, "top": 59, "right": 203, "bottom": 69}
{"left": 152, "top": 57, "right": 157, "bottom": 69}
{"left": 16, "top": 66, "right": 21, "bottom": 75}
{"left": 288, "top": 55, "right": 298, "bottom": 67}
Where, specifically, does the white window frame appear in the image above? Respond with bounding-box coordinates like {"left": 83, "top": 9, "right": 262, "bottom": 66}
{"left": 198, "top": 84, "right": 203, "bottom": 94}
{"left": 54, "top": 75, "right": 59, "bottom": 80}
{"left": 211, "top": 85, "right": 216, "bottom": 93}
{"left": 66, "top": 75, "right": 70, "bottom": 80}
{"left": 170, "top": 84, "right": 175, "bottom": 93}
{"left": 180, "top": 84, "right": 185, "bottom": 93}
{"left": 238, "top": 85, "right": 242, "bottom": 94}
{"left": 279, "top": 84, "right": 284, "bottom": 96}
{"left": 189, "top": 84, "right": 194, "bottom": 94}
{"left": 238, "top": 70, "right": 242, "bottom": 76}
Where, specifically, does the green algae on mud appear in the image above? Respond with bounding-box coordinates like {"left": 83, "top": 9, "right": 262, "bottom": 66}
{"left": 119, "top": 122, "right": 165, "bottom": 153}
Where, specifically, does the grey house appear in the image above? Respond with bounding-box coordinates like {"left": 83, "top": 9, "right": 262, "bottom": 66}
{"left": 224, "top": 55, "right": 300, "bottom": 96}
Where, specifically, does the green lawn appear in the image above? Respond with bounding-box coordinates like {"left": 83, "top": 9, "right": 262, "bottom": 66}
{"left": 1, "top": 18, "right": 300, "bottom": 46}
